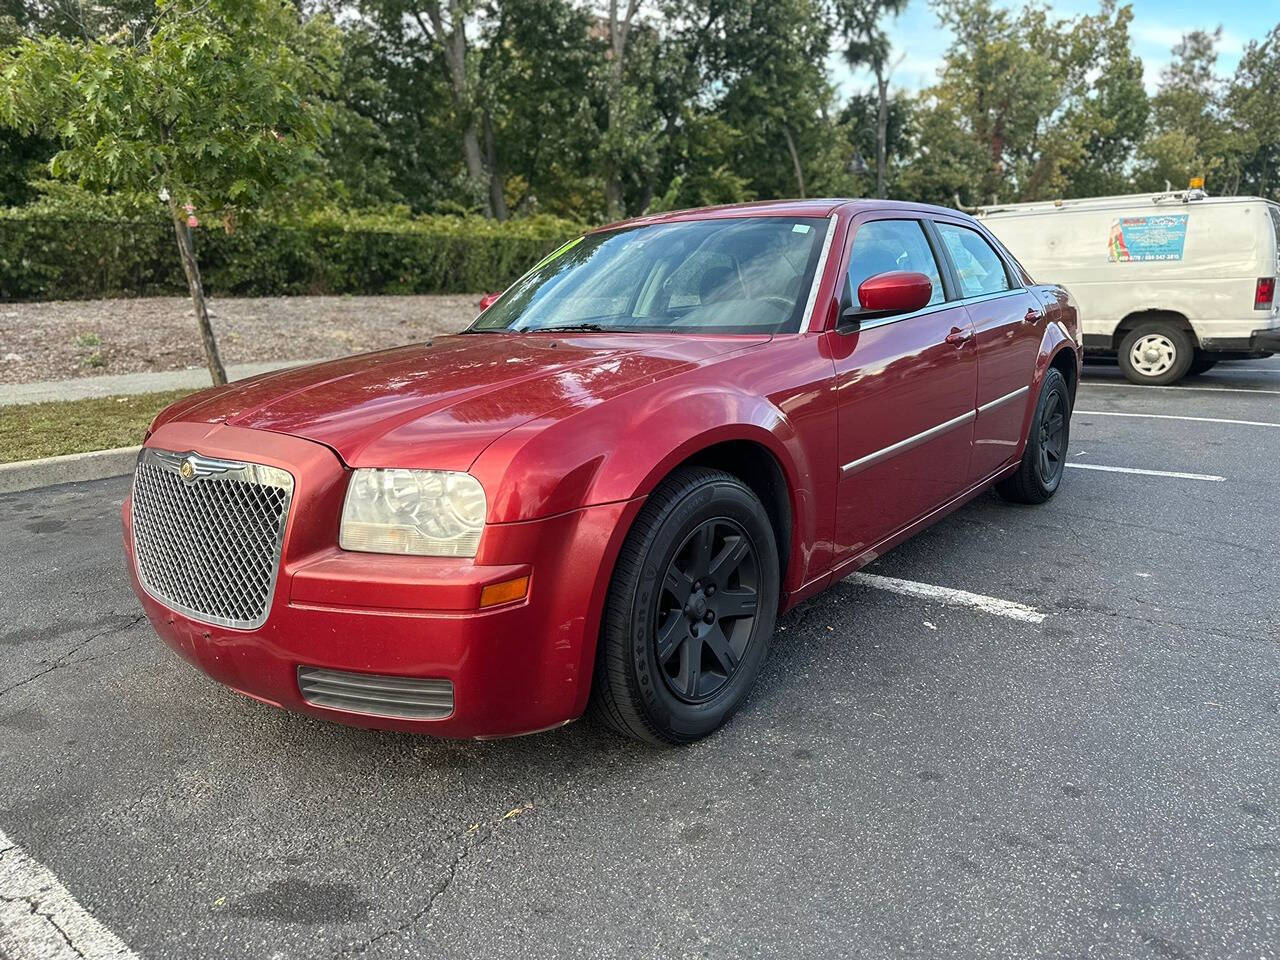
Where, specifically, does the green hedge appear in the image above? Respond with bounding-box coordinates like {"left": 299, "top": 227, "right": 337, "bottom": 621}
{"left": 0, "top": 211, "right": 582, "bottom": 301}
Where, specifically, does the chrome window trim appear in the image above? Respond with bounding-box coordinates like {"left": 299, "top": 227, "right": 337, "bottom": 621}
{"left": 977, "top": 384, "right": 1030, "bottom": 413}
{"left": 841, "top": 409, "right": 976, "bottom": 476}
{"left": 131, "top": 447, "right": 295, "bottom": 631}
{"left": 801, "top": 215, "right": 839, "bottom": 333}
{"left": 838, "top": 288, "right": 1026, "bottom": 336}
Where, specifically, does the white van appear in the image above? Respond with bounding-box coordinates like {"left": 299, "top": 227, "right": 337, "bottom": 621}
{"left": 976, "top": 189, "right": 1280, "bottom": 384}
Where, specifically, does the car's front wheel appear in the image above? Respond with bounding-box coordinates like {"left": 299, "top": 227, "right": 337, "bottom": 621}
{"left": 593, "top": 466, "right": 779, "bottom": 744}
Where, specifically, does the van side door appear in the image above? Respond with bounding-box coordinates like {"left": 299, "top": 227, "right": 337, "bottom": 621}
{"left": 932, "top": 217, "right": 1045, "bottom": 482}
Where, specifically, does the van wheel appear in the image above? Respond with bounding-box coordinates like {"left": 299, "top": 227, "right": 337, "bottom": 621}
{"left": 1187, "top": 355, "right": 1218, "bottom": 376}
{"left": 592, "top": 467, "right": 779, "bottom": 745}
{"left": 1118, "top": 322, "right": 1193, "bottom": 385}
{"left": 996, "top": 367, "right": 1070, "bottom": 505}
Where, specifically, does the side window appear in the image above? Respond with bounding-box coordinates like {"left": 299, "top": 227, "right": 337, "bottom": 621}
{"left": 847, "top": 219, "right": 945, "bottom": 306}
{"left": 935, "top": 222, "right": 1012, "bottom": 298}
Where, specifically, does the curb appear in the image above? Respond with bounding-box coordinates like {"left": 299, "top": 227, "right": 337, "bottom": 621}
{"left": 0, "top": 446, "right": 139, "bottom": 495}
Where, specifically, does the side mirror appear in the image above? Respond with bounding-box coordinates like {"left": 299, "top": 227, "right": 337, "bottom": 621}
{"left": 477, "top": 291, "right": 504, "bottom": 312}
{"left": 841, "top": 271, "right": 933, "bottom": 327}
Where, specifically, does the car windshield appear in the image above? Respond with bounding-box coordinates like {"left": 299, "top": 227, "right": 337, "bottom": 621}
{"left": 469, "top": 216, "right": 830, "bottom": 335}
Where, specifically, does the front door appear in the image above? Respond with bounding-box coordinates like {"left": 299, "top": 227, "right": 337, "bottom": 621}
{"left": 933, "top": 218, "right": 1045, "bottom": 481}
{"left": 829, "top": 217, "right": 978, "bottom": 565}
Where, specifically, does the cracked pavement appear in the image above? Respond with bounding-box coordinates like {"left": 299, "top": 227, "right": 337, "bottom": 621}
{"left": 1, "top": 359, "right": 1278, "bottom": 959}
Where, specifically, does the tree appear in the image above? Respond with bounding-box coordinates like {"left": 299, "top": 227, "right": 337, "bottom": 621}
{"left": 1136, "top": 29, "right": 1241, "bottom": 192}
{"left": 918, "top": 0, "right": 1149, "bottom": 204}
{"left": 1, "top": 0, "right": 340, "bottom": 385}
{"left": 392, "top": 0, "right": 511, "bottom": 218}
{"left": 1224, "top": 25, "right": 1280, "bottom": 199}
{"left": 837, "top": 0, "right": 908, "bottom": 198}
{"left": 601, "top": 0, "right": 643, "bottom": 220}
{"left": 1060, "top": 3, "right": 1147, "bottom": 197}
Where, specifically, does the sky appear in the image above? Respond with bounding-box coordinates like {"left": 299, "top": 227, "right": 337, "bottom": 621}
{"left": 829, "top": 0, "right": 1274, "bottom": 98}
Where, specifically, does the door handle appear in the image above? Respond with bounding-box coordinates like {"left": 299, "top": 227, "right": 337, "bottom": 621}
{"left": 1023, "top": 308, "right": 1039, "bottom": 323}
{"left": 945, "top": 327, "right": 974, "bottom": 346}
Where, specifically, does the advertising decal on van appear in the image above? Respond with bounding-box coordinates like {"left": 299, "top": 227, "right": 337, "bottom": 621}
{"left": 1108, "top": 214, "right": 1189, "bottom": 262}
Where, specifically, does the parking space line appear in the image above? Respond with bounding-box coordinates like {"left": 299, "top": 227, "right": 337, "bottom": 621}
{"left": 0, "top": 827, "right": 139, "bottom": 960}
{"left": 845, "top": 572, "right": 1046, "bottom": 624}
{"left": 1081, "top": 381, "right": 1280, "bottom": 397}
{"left": 1075, "top": 410, "right": 1280, "bottom": 428}
{"left": 1066, "top": 463, "right": 1225, "bottom": 482}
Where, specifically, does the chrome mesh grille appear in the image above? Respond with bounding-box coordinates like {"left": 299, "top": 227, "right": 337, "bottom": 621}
{"left": 298, "top": 667, "right": 454, "bottom": 720}
{"left": 131, "top": 448, "right": 294, "bottom": 629}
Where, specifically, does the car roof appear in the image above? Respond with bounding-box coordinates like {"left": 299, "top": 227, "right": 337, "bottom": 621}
{"left": 593, "top": 198, "right": 974, "bottom": 232}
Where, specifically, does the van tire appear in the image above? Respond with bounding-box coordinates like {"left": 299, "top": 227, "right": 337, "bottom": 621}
{"left": 1187, "top": 355, "right": 1218, "bottom": 376}
{"left": 1118, "top": 322, "right": 1194, "bottom": 385}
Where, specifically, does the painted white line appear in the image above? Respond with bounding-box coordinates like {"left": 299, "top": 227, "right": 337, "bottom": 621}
{"left": 1075, "top": 410, "right": 1280, "bottom": 428}
{"left": 1081, "top": 381, "right": 1280, "bottom": 397}
{"left": 845, "top": 572, "right": 1045, "bottom": 624}
{"left": 0, "top": 828, "right": 138, "bottom": 960}
{"left": 1066, "top": 462, "right": 1226, "bottom": 482}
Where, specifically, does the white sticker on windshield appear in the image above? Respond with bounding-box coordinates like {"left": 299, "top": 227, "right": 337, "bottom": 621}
{"left": 792, "top": 224, "right": 812, "bottom": 234}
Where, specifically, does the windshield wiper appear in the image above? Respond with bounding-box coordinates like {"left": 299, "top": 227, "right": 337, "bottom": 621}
{"left": 521, "top": 322, "right": 610, "bottom": 332}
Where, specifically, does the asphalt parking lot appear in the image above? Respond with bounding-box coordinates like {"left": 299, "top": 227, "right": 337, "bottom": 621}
{"left": 2, "top": 358, "right": 1278, "bottom": 960}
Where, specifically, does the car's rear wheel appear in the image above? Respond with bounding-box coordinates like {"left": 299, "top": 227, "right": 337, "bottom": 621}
{"left": 996, "top": 367, "right": 1070, "bottom": 505}
{"left": 1118, "top": 321, "right": 1194, "bottom": 385}
{"left": 592, "top": 466, "right": 779, "bottom": 744}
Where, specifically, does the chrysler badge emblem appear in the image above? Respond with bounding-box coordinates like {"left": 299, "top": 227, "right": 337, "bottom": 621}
{"left": 179, "top": 457, "right": 198, "bottom": 481}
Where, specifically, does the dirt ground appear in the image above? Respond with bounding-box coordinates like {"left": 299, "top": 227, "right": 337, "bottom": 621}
{"left": 0, "top": 295, "right": 481, "bottom": 385}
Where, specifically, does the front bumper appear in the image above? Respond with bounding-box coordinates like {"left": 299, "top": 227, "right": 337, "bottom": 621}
{"left": 124, "top": 421, "right": 642, "bottom": 739}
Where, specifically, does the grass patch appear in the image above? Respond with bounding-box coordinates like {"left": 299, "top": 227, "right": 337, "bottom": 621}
{"left": 0, "top": 389, "right": 195, "bottom": 463}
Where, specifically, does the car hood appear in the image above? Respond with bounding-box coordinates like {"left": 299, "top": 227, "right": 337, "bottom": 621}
{"left": 155, "top": 333, "right": 769, "bottom": 470}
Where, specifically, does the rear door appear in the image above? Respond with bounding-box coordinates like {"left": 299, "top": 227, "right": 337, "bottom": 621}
{"left": 829, "top": 216, "right": 978, "bottom": 564}
{"left": 932, "top": 218, "right": 1044, "bottom": 482}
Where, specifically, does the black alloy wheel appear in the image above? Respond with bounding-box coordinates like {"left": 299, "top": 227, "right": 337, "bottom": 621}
{"left": 996, "top": 366, "right": 1071, "bottom": 505}
{"left": 654, "top": 518, "right": 760, "bottom": 704}
{"left": 1037, "top": 388, "right": 1067, "bottom": 487}
{"left": 592, "top": 466, "right": 780, "bottom": 744}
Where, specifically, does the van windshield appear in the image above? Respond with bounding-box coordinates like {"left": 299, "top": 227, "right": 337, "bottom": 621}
{"left": 468, "top": 216, "right": 829, "bottom": 335}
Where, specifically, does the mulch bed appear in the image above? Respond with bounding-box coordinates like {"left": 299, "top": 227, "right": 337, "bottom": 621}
{"left": 0, "top": 294, "right": 481, "bottom": 385}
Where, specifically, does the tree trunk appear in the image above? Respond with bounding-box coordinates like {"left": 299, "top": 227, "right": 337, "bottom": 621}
{"left": 603, "top": 0, "right": 641, "bottom": 221}
{"left": 168, "top": 199, "right": 226, "bottom": 387}
{"left": 461, "top": 121, "right": 486, "bottom": 187}
{"left": 483, "top": 110, "right": 508, "bottom": 221}
{"left": 874, "top": 65, "right": 890, "bottom": 199}
{"left": 419, "top": 1, "right": 493, "bottom": 216}
{"left": 782, "top": 125, "right": 806, "bottom": 199}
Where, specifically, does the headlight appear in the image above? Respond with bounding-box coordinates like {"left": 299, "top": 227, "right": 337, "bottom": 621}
{"left": 340, "top": 469, "right": 486, "bottom": 557}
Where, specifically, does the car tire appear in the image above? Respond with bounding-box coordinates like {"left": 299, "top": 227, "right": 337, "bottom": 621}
{"left": 1118, "top": 321, "right": 1194, "bottom": 385}
{"left": 592, "top": 466, "right": 780, "bottom": 745}
{"left": 996, "top": 367, "right": 1070, "bottom": 505}
{"left": 1187, "top": 354, "right": 1218, "bottom": 376}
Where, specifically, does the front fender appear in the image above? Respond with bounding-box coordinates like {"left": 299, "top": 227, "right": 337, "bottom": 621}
{"left": 469, "top": 338, "right": 838, "bottom": 595}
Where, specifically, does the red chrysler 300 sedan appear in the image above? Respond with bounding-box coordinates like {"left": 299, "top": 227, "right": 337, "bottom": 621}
{"left": 124, "top": 199, "right": 1080, "bottom": 744}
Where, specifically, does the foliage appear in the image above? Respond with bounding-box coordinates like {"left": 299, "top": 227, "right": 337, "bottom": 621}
{"left": 1, "top": 0, "right": 342, "bottom": 220}
{"left": 0, "top": 209, "right": 582, "bottom": 300}
{"left": 0, "top": 389, "right": 195, "bottom": 463}
{"left": 2, "top": 0, "right": 1280, "bottom": 300}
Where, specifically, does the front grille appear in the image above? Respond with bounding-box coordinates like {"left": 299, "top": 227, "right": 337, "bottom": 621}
{"left": 131, "top": 448, "right": 294, "bottom": 629}
{"left": 298, "top": 667, "right": 455, "bottom": 720}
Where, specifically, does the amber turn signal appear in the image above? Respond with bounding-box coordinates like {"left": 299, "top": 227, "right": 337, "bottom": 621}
{"left": 479, "top": 576, "right": 530, "bottom": 608}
